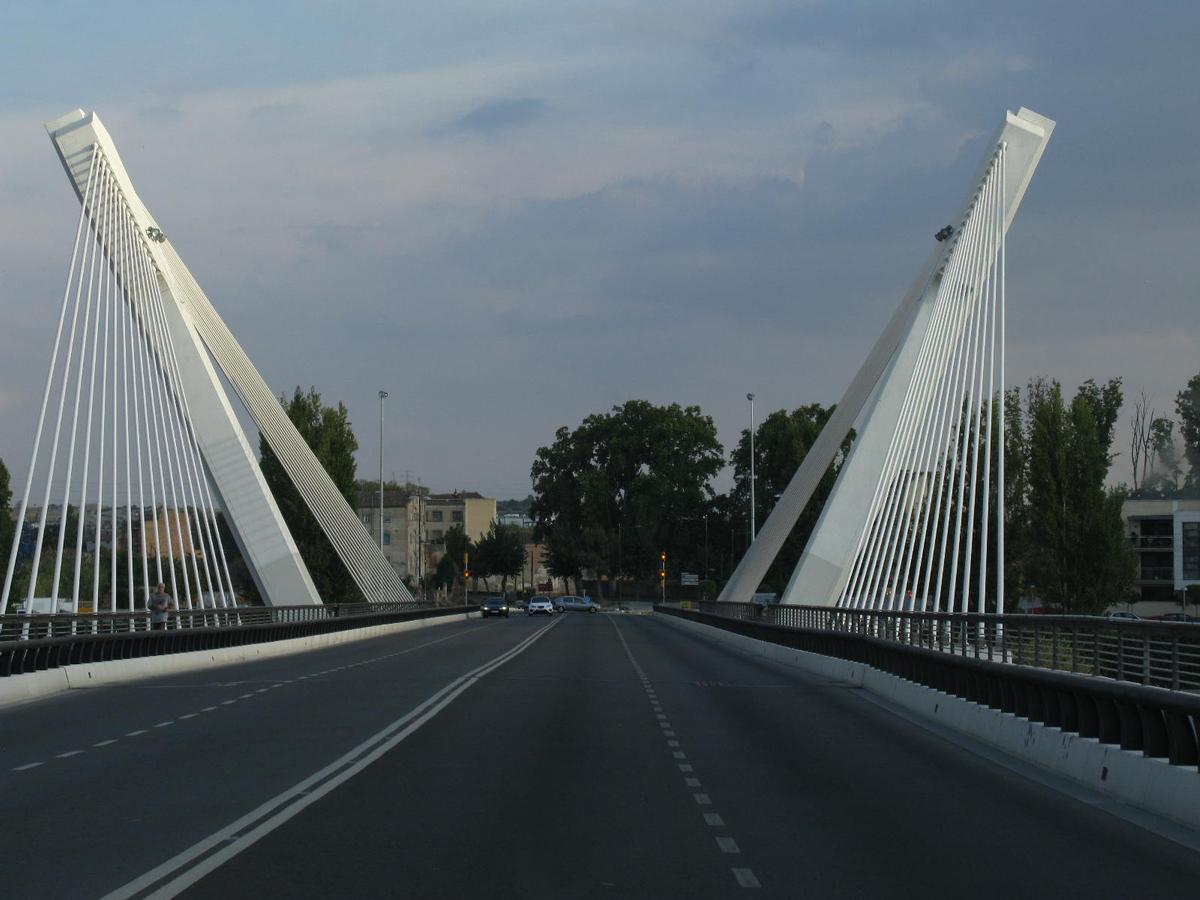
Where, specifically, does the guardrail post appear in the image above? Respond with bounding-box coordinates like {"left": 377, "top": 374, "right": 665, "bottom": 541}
{"left": 1117, "top": 631, "right": 1125, "bottom": 682}
{"left": 1171, "top": 636, "right": 1180, "bottom": 692}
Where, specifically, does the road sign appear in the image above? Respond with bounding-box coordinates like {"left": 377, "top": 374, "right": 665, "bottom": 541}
{"left": 681, "top": 573, "right": 699, "bottom": 586}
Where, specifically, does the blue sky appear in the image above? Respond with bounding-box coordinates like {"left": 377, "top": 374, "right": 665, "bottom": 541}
{"left": 1, "top": 1, "right": 1197, "bottom": 498}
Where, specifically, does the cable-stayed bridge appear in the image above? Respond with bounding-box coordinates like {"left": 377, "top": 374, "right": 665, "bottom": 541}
{"left": 1, "top": 106, "right": 1199, "bottom": 899}
{"left": 1, "top": 110, "right": 412, "bottom": 617}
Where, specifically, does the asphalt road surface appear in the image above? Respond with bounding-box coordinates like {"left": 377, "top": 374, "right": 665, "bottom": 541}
{"left": 3, "top": 611, "right": 1199, "bottom": 898}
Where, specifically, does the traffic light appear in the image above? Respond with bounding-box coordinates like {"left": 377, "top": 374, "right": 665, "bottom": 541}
{"left": 660, "top": 550, "right": 666, "bottom": 580}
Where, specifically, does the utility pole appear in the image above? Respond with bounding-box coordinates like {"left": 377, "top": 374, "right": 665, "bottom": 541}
{"left": 747, "top": 392, "right": 756, "bottom": 543}
{"left": 378, "top": 390, "right": 388, "bottom": 553}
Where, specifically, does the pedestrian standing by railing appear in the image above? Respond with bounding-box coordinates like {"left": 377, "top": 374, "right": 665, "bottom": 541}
{"left": 147, "top": 583, "right": 175, "bottom": 631}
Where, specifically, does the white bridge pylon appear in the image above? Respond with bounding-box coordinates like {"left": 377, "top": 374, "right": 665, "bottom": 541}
{"left": 720, "top": 108, "right": 1055, "bottom": 612}
{"left": 0, "top": 109, "right": 414, "bottom": 614}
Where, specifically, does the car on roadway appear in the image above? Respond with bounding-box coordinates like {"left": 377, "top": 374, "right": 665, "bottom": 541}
{"left": 1106, "top": 611, "right": 1141, "bottom": 621}
{"left": 554, "top": 595, "right": 599, "bottom": 614}
{"left": 527, "top": 596, "right": 554, "bottom": 616}
{"left": 1153, "top": 612, "right": 1200, "bottom": 623}
{"left": 481, "top": 596, "right": 509, "bottom": 618}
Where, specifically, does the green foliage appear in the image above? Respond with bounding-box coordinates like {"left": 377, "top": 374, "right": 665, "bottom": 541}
{"left": 1177, "top": 371, "right": 1200, "bottom": 486}
{"left": 474, "top": 522, "right": 526, "bottom": 592}
{"left": 433, "top": 553, "right": 457, "bottom": 590}
{"left": 728, "top": 404, "right": 851, "bottom": 593}
{"left": 1017, "top": 377, "right": 1134, "bottom": 613}
{"left": 531, "top": 400, "right": 724, "bottom": 588}
{"left": 0, "top": 457, "right": 12, "bottom": 567}
{"left": 443, "top": 524, "right": 473, "bottom": 572}
{"left": 259, "top": 386, "right": 362, "bottom": 604}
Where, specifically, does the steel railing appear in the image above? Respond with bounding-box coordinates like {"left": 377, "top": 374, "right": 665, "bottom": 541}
{"left": 0, "top": 602, "right": 430, "bottom": 642}
{"left": 675, "top": 602, "right": 1200, "bottom": 693}
{"left": 0, "top": 602, "right": 472, "bottom": 679}
{"left": 657, "top": 604, "right": 1200, "bottom": 771}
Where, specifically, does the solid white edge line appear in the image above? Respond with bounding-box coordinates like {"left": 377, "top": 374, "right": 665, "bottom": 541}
{"left": 101, "top": 616, "right": 561, "bottom": 900}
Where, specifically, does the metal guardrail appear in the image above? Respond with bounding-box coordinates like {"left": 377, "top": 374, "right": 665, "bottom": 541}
{"left": 679, "top": 602, "right": 1200, "bottom": 693}
{"left": 0, "top": 603, "right": 471, "bottom": 678}
{"left": 658, "top": 604, "right": 1200, "bottom": 772}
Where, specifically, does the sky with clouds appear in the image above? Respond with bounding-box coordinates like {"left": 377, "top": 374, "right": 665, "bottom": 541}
{"left": 0, "top": 1, "right": 1196, "bottom": 500}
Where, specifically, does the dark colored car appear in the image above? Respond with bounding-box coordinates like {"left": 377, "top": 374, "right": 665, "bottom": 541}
{"left": 481, "top": 597, "right": 509, "bottom": 618}
{"left": 1155, "top": 613, "right": 1200, "bottom": 623}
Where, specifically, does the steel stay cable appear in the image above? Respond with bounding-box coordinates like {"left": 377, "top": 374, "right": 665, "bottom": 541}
{"left": 49, "top": 162, "right": 107, "bottom": 612}
{"left": 136, "top": 257, "right": 237, "bottom": 609}
{"left": 115, "top": 196, "right": 153, "bottom": 609}
{"left": 842, "top": 172, "right": 991, "bottom": 610}
{"left": 957, "top": 163, "right": 1001, "bottom": 616}
{"left": 903, "top": 157, "right": 1001, "bottom": 611}
{"left": 0, "top": 148, "right": 99, "bottom": 614}
{"left": 838, "top": 207, "right": 985, "bottom": 610}
{"left": 135, "top": 244, "right": 232, "bottom": 609}
{"left": 934, "top": 160, "right": 1001, "bottom": 613}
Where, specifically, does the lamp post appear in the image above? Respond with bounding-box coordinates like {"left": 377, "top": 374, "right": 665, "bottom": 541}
{"left": 378, "top": 390, "right": 388, "bottom": 553}
{"left": 747, "top": 392, "right": 756, "bottom": 543}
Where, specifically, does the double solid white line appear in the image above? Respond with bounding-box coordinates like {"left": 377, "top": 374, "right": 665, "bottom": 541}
{"left": 103, "top": 617, "right": 562, "bottom": 900}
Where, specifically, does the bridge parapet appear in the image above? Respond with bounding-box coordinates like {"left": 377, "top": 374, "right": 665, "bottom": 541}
{"left": 677, "top": 602, "right": 1200, "bottom": 693}
{"left": 660, "top": 603, "right": 1200, "bottom": 772}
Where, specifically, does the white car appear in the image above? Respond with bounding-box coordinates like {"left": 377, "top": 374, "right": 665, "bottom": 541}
{"left": 528, "top": 596, "right": 554, "bottom": 616}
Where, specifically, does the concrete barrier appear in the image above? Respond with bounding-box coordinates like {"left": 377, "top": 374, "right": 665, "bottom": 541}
{"left": 656, "top": 611, "right": 1200, "bottom": 834}
{"left": 0, "top": 611, "right": 479, "bottom": 709}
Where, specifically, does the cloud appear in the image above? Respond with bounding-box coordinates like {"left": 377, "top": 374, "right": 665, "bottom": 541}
{"left": 438, "top": 97, "right": 547, "bottom": 137}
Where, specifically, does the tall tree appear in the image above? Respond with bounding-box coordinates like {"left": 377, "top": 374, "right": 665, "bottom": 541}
{"left": 1177, "top": 371, "right": 1200, "bottom": 486}
{"left": 0, "top": 457, "right": 13, "bottom": 568}
{"left": 531, "top": 400, "right": 724, "bottom": 591}
{"left": 474, "top": 522, "right": 525, "bottom": 592}
{"left": 259, "top": 386, "right": 362, "bottom": 604}
{"left": 1021, "top": 377, "right": 1133, "bottom": 613}
{"left": 728, "top": 404, "right": 852, "bottom": 594}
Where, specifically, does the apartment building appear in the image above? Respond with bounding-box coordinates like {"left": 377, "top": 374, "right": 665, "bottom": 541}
{"left": 1123, "top": 490, "right": 1200, "bottom": 613}
{"left": 357, "top": 489, "right": 497, "bottom": 581}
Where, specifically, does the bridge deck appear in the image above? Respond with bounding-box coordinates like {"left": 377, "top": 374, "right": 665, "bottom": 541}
{"left": 2, "top": 614, "right": 1197, "bottom": 897}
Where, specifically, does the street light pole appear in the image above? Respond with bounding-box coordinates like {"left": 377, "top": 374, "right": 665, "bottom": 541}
{"left": 378, "top": 390, "right": 388, "bottom": 553}
{"left": 747, "top": 392, "right": 756, "bottom": 543}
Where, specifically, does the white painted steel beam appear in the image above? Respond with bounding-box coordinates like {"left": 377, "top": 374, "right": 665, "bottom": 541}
{"left": 719, "top": 108, "right": 1054, "bottom": 607}
{"left": 44, "top": 109, "right": 413, "bottom": 606}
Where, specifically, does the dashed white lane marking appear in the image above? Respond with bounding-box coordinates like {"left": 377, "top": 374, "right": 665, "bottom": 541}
{"left": 102, "top": 616, "right": 564, "bottom": 900}
{"left": 607, "top": 615, "right": 764, "bottom": 891}
{"left": 732, "top": 868, "right": 761, "bottom": 889}
{"left": 15, "top": 625, "right": 487, "bottom": 778}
